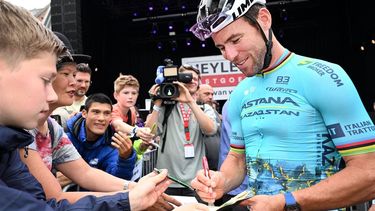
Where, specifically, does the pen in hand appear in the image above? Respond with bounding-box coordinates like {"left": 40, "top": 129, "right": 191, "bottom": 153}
{"left": 202, "top": 156, "right": 210, "bottom": 179}
{"left": 202, "top": 156, "right": 214, "bottom": 206}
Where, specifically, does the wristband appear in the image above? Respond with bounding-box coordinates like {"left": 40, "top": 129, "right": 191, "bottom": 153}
{"left": 284, "top": 192, "right": 301, "bottom": 211}
{"left": 133, "top": 126, "right": 139, "bottom": 134}
{"left": 130, "top": 126, "right": 139, "bottom": 138}
{"left": 153, "top": 105, "right": 161, "bottom": 112}
{"left": 123, "top": 180, "right": 130, "bottom": 190}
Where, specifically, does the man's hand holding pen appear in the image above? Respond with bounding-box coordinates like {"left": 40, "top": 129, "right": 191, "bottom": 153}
{"left": 202, "top": 156, "right": 214, "bottom": 206}
{"left": 191, "top": 158, "right": 226, "bottom": 204}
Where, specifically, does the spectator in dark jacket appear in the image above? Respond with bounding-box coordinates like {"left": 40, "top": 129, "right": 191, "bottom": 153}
{"left": 66, "top": 93, "right": 136, "bottom": 180}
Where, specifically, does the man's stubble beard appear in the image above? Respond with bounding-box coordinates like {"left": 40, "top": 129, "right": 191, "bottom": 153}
{"left": 253, "top": 44, "right": 267, "bottom": 75}
{"left": 75, "top": 89, "right": 86, "bottom": 97}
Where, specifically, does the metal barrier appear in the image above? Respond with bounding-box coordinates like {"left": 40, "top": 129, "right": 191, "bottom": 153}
{"left": 142, "top": 148, "right": 158, "bottom": 176}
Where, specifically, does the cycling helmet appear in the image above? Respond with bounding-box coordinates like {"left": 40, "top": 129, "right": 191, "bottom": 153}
{"left": 190, "top": 0, "right": 266, "bottom": 41}
{"left": 190, "top": 0, "right": 273, "bottom": 71}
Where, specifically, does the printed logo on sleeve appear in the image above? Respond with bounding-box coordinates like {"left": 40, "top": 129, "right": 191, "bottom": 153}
{"left": 305, "top": 62, "right": 344, "bottom": 87}
{"left": 344, "top": 121, "right": 375, "bottom": 136}
{"left": 297, "top": 59, "right": 313, "bottom": 66}
{"left": 89, "top": 158, "right": 99, "bottom": 166}
{"left": 326, "top": 123, "right": 345, "bottom": 139}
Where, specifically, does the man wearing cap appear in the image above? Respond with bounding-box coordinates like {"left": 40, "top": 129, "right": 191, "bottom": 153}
{"left": 52, "top": 32, "right": 92, "bottom": 129}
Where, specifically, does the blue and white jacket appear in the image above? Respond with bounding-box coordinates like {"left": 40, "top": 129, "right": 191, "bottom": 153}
{"left": 66, "top": 113, "right": 136, "bottom": 180}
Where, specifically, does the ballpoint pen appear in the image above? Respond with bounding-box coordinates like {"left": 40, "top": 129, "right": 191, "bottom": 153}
{"left": 202, "top": 156, "right": 210, "bottom": 179}
{"left": 202, "top": 156, "right": 214, "bottom": 206}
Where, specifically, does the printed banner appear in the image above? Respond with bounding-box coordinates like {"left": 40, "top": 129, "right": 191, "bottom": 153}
{"left": 181, "top": 55, "right": 244, "bottom": 100}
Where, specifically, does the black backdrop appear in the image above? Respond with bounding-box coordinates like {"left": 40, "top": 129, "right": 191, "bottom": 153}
{"left": 52, "top": 0, "right": 375, "bottom": 111}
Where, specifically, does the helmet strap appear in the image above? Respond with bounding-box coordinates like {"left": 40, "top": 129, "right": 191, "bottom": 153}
{"left": 244, "top": 14, "right": 273, "bottom": 72}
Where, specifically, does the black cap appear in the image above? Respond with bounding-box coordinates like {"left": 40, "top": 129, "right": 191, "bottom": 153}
{"left": 54, "top": 32, "right": 91, "bottom": 67}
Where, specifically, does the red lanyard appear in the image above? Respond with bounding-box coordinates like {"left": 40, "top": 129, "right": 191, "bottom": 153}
{"left": 179, "top": 103, "right": 191, "bottom": 141}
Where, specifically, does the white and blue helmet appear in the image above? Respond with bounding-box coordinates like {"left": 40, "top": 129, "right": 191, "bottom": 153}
{"left": 190, "top": 0, "right": 266, "bottom": 41}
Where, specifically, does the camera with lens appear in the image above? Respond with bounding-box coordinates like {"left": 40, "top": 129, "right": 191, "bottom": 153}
{"left": 155, "top": 59, "right": 193, "bottom": 99}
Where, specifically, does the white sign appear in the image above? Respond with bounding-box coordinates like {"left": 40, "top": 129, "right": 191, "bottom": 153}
{"left": 145, "top": 98, "right": 151, "bottom": 110}
{"left": 181, "top": 55, "right": 245, "bottom": 100}
{"left": 131, "top": 159, "right": 142, "bottom": 181}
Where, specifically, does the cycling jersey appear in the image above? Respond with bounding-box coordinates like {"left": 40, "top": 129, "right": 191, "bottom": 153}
{"left": 229, "top": 50, "right": 375, "bottom": 196}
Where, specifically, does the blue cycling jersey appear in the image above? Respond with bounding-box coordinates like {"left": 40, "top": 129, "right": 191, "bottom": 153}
{"left": 228, "top": 50, "right": 375, "bottom": 196}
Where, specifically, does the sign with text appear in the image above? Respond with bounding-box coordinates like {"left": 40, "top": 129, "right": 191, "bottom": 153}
{"left": 181, "top": 55, "right": 245, "bottom": 100}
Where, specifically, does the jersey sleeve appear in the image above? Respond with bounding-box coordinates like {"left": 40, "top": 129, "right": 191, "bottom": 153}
{"left": 218, "top": 101, "right": 231, "bottom": 166}
{"left": 0, "top": 185, "right": 131, "bottom": 211}
{"left": 301, "top": 60, "right": 375, "bottom": 157}
{"left": 228, "top": 91, "right": 246, "bottom": 154}
{"left": 101, "top": 149, "right": 136, "bottom": 180}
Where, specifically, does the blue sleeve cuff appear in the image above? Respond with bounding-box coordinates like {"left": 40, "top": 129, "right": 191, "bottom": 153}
{"left": 119, "top": 149, "right": 136, "bottom": 165}
{"left": 116, "top": 150, "right": 136, "bottom": 180}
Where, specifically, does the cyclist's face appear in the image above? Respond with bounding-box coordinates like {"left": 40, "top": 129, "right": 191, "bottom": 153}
{"left": 212, "top": 17, "right": 266, "bottom": 77}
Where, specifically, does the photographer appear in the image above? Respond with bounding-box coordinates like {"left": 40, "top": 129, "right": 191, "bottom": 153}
{"left": 146, "top": 64, "right": 217, "bottom": 196}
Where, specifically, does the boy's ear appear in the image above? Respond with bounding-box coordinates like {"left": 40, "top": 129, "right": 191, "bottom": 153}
{"left": 113, "top": 92, "right": 118, "bottom": 101}
{"left": 82, "top": 109, "right": 88, "bottom": 118}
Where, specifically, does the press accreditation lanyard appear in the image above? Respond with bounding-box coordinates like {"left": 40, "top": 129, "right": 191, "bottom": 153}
{"left": 179, "top": 103, "right": 191, "bottom": 142}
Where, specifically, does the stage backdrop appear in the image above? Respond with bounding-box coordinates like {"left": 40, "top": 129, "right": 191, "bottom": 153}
{"left": 182, "top": 55, "right": 245, "bottom": 100}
